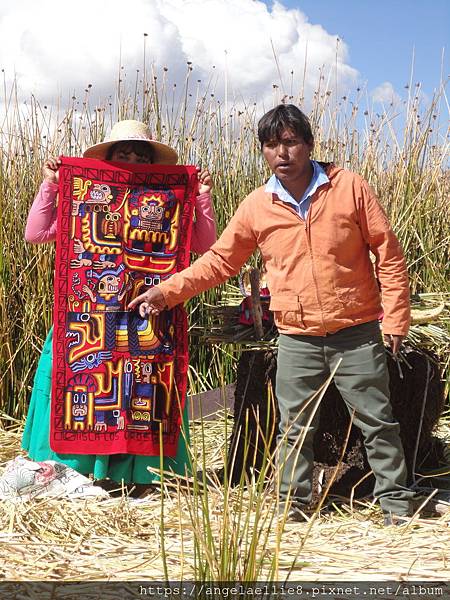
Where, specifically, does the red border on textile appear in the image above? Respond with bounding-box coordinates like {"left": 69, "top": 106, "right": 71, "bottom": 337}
{"left": 50, "top": 157, "right": 197, "bottom": 456}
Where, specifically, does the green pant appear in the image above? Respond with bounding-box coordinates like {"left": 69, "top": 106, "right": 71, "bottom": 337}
{"left": 276, "top": 320, "right": 414, "bottom": 515}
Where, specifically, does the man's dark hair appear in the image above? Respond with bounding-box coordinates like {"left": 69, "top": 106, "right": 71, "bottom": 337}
{"left": 257, "top": 104, "right": 314, "bottom": 148}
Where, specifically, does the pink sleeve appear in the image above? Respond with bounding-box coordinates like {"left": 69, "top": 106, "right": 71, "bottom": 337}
{"left": 190, "top": 191, "right": 217, "bottom": 254}
{"left": 25, "top": 181, "right": 59, "bottom": 244}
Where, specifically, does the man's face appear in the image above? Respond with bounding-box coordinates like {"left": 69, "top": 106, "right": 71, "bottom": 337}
{"left": 262, "top": 128, "right": 313, "bottom": 184}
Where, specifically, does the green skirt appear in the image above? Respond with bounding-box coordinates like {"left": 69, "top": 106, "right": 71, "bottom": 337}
{"left": 22, "top": 328, "right": 191, "bottom": 483}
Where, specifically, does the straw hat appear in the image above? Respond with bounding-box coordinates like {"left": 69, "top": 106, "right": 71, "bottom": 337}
{"left": 83, "top": 119, "right": 178, "bottom": 164}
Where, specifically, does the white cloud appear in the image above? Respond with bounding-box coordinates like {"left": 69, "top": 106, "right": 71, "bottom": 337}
{"left": 0, "top": 0, "right": 359, "bottom": 111}
{"left": 371, "top": 81, "right": 401, "bottom": 105}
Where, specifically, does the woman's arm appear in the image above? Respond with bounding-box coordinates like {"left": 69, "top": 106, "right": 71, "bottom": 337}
{"left": 191, "top": 191, "right": 217, "bottom": 254}
{"left": 25, "top": 157, "right": 61, "bottom": 244}
{"left": 24, "top": 180, "right": 59, "bottom": 244}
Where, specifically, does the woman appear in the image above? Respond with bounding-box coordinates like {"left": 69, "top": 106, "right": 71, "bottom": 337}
{"left": 22, "top": 119, "right": 216, "bottom": 487}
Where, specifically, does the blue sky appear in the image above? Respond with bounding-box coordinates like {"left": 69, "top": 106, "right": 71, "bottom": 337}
{"left": 1, "top": 0, "right": 448, "bottom": 112}
{"left": 271, "top": 0, "right": 449, "bottom": 99}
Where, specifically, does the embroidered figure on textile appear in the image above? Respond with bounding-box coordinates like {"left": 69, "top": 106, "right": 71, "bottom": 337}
{"left": 72, "top": 178, "right": 114, "bottom": 216}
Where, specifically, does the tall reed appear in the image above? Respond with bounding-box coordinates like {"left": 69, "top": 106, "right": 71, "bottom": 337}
{"left": 0, "top": 65, "right": 448, "bottom": 420}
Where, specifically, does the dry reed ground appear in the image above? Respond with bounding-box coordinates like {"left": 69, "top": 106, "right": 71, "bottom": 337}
{"left": 0, "top": 415, "right": 449, "bottom": 583}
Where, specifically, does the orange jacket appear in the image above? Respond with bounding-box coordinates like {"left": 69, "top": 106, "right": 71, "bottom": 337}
{"left": 158, "top": 164, "right": 410, "bottom": 336}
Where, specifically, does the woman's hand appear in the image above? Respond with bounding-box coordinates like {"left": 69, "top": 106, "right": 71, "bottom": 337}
{"left": 43, "top": 157, "right": 61, "bottom": 184}
{"left": 197, "top": 167, "right": 213, "bottom": 195}
{"left": 128, "top": 287, "right": 166, "bottom": 318}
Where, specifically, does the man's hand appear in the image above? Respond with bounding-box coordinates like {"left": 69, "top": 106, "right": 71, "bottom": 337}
{"left": 384, "top": 334, "right": 405, "bottom": 355}
{"left": 43, "top": 157, "right": 61, "bottom": 184}
{"left": 128, "top": 287, "right": 166, "bottom": 318}
{"left": 197, "top": 167, "right": 213, "bottom": 195}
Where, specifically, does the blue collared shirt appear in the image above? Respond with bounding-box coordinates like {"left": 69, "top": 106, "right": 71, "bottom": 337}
{"left": 265, "top": 160, "right": 329, "bottom": 220}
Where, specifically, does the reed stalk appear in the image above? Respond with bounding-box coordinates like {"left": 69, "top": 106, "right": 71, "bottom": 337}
{"left": 0, "top": 65, "right": 448, "bottom": 419}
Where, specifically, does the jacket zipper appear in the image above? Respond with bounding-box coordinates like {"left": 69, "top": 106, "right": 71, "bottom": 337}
{"left": 304, "top": 206, "right": 328, "bottom": 335}
{"left": 273, "top": 193, "right": 328, "bottom": 335}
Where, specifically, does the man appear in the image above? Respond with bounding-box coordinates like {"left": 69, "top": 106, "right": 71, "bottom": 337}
{"left": 129, "top": 104, "right": 414, "bottom": 525}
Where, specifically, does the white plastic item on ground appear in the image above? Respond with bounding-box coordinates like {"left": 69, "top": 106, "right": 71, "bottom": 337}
{"left": 0, "top": 456, "right": 109, "bottom": 501}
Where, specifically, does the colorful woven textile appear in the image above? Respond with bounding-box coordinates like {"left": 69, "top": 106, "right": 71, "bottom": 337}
{"left": 50, "top": 157, "right": 197, "bottom": 456}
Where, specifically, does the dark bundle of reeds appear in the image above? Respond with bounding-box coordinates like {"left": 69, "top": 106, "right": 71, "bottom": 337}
{"left": 225, "top": 345, "right": 449, "bottom": 502}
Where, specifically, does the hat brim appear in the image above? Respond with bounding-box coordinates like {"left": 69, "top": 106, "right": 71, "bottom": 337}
{"left": 83, "top": 138, "right": 178, "bottom": 165}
